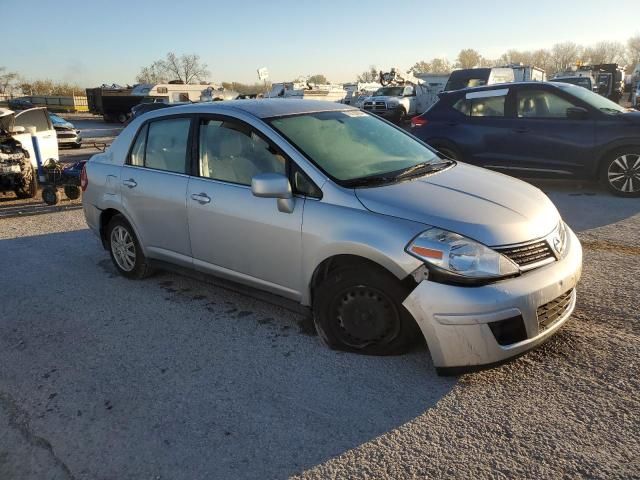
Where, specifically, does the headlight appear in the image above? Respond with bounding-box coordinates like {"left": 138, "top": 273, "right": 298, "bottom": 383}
{"left": 406, "top": 228, "right": 520, "bottom": 284}
{"left": 551, "top": 221, "right": 568, "bottom": 258}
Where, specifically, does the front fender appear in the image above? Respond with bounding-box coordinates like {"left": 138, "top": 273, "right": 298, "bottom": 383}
{"left": 300, "top": 200, "right": 426, "bottom": 305}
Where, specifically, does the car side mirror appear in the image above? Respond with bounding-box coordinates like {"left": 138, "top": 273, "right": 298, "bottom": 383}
{"left": 566, "top": 107, "right": 589, "bottom": 120}
{"left": 251, "top": 173, "right": 295, "bottom": 213}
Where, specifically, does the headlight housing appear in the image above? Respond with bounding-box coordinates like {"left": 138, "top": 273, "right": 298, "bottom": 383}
{"left": 406, "top": 228, "right": 520, "bottom": 284}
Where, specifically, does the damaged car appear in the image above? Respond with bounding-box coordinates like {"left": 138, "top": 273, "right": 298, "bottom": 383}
{"left": 49, "top": 112, "right": 82, "bottom": 149}
{"left": 82, "top": 100, "right": 582, "bottom": 374}
{"left": 0, "top": 107, "right": 59, "bottom": 198}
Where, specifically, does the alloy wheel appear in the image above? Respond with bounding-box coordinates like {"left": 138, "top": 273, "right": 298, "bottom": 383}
{"left": 110, "top": 225, "right": 136, "bottom": 272}
{"left": 607, "top": 154, "right": 640, "bottom": 193}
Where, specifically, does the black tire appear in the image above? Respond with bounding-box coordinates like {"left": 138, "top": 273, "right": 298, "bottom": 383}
{"left": 64, "top": 185, "right": 81, "bottom": 200}
{"left": 14, "top": 163, "right": 37, "bottom": 199}
{"left": 72, "top": 142, "right": 82, "bottom": 149}
{"left": 116, "top": 113, "right": 128, "bottom": 124}
{"left": 395, "top": 108, "right": 407, "bottom": 124}
{"left": 313, "top": 266, "right": 420, "bottom": 356}
{"left": 103, "top": 114, "right": 113, "bottom": 123}
{"left": 106, "top": 215, "right": 152, "bottom": 279}
{"left": 600, "top": 148, "right": 640, "bottom": 197}
{"left": 41, "top": 187, "right": 61, "bottom": 205}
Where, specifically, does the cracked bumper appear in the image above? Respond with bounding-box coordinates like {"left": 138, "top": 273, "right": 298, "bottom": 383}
{"left": 403, "top": 228, "right": 582, "bottom": 370}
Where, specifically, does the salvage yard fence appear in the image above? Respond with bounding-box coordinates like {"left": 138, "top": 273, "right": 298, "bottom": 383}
{"left": 0, "top": 94, "right": 89, "bottom": 112}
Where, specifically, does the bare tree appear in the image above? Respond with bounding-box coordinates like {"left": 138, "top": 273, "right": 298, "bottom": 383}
{"left": 137, "top": 52, "right": 209, "bottom": 84}
{"left": 627, "top": 35, "right": 640, "bottom": 66}
{"left": 356, "top": 65, "right": 378, "bottom": 83}
{"left": 410, "top": 61, "right": 431, "bottom": 74}
{"left": 308, "top": 74, "right": 328, "bottom": 84}
{"left": 429, "top": 58, "right": 451, "bottom": 73}
{"left": 136, "top": 61, "right": 169, "bottom": 84}
{"left": 456, "top": 49, "right": 482, "bottom": 69}
{"left": 550, "top": 42, "right": 583, "bottom": 73}
{"left": 0, "top": 67, "right": 19, "bottom": 95}
{"left": 584, "top": 41, "right": 627, "bottom": 65}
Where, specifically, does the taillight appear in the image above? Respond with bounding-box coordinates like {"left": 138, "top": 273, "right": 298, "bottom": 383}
{"left": 411, "top": 116, "right": 428, "bottom": 128}
{"left": 80, "top": 164, "right": 88, "bottom": 191}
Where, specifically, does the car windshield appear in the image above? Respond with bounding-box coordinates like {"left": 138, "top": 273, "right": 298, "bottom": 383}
{"left": 556, "top": 77, "right": 591, "bottom": 89}
{"left": 373, "top": 87, "right": 404, "bottom": 96}
{"left": 268, "top": 110, "right": 448, "bottom": 186}
{"left": 556, "top": 83, "right": 626, "bottom": 114}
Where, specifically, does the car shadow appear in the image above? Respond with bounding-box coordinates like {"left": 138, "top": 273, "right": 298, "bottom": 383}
{"left": 524, "top": 179, "right": 640, "bottom": 233}
{"left": 0, "top": 191, "right": 81, "bottom": 218}
{"left": 0, "top": 229, "right": 456, "bottom": 480}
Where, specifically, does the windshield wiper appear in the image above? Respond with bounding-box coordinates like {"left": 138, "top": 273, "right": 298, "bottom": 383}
{"left": 343, "top": 160, "right": 454, "bottom": 188}
{"left": 394, "top": 160, "right": 454, "bottom": 180}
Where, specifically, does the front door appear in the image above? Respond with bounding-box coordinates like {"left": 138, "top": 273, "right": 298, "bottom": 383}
{"left": 187, "top": 116, "right": 304, "bottom": 299}
{"left": 503, "top": 86, "right": 596, "bottom": 177}
{"left": 119, "top": 116, "right": 193, "bottom": 265}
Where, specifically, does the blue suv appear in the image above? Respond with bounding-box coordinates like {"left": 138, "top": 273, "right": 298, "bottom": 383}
{"left": 410, "top": 82, "right": 640, "bottom": 197}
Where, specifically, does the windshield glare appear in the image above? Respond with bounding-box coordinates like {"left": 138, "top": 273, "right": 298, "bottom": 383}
{"left": 268, "top": 110, "right": 440, "bottom": 183}
{"left": 373, "top": 87, "right": 404, "bottom": 97}
{"left": 557, "top": 83, "right": 626, "bottom": 113}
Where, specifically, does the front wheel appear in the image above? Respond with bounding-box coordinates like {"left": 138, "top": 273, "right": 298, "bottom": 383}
{"left": 313, "top": 266, "right": 420, "bottom": 356}
{"left": 600, "top": 150, "right": 640, "bottom": 197}
{"left": 14, "top": 163, "right": 37, "bottom": 199}
{"left": 107, "top": 215, "right": 151, "bottom": 279}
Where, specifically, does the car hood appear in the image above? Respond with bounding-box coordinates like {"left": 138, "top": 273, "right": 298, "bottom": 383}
{"left": 354, "top": 163, "right": 560, "bottom": 247}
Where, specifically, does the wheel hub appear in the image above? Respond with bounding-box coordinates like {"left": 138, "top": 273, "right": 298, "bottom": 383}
{"left": 335, "top": 287, "right": 395, "bottom": 344}
{"left": 608, "top": 154, "right": 640, "bottom": 193}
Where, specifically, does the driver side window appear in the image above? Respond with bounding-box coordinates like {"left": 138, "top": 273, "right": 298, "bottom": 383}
{"left": 198, "top": 119, "right": 286, "bottom": 186}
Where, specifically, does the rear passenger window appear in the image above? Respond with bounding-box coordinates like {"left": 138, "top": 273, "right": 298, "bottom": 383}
{"left": 129, "top": 124, "right": 147, "bottom": 167}
{"left": 145, "top": 118, "right": 190, "bottom": 173}
{"left": 453, "top": 93, "right": 506, "bottom": 117}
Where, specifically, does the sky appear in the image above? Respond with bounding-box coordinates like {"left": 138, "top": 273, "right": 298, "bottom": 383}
{"left": 2, "top": 0, "right": 638, "bottom": 87}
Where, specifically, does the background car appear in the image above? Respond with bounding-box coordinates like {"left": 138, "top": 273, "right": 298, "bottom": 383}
{"left": 411, "top": 81, "right": 640, "bottom": 197}
{"left": 49, "top": 112, "right": 82, "bottom": 148}
{"left": 7, "top": 98, "right": 35, "bottom": 111}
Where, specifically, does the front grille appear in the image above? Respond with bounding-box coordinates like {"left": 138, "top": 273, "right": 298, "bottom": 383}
{"left": 537, "top": 289, "right": 574, "bottom": 331}
{"left": 496, "top": 240, "right": 555, "bottom": 269}
{"left": 363, "top": 101, "right": 387, "bottom": 111}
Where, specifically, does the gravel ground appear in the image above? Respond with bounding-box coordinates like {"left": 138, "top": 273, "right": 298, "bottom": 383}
{"left": 0, "top": 160, "right": 638, "bottom": 477}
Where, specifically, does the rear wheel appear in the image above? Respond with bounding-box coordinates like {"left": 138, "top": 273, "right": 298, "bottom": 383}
{"left": 116, "top": 113, "right": 128, "bottom": 124}
{"left": 106, "top": 215, "right": 152, "bottom": 279}
{"left": 64, "top": 185, "right": 81, "bottom": 200}
{"left": 600, "top": 149, "right": 640, "bottom": 197}
{"left": 313, "top": 266, "right": 420, "bottom": 356}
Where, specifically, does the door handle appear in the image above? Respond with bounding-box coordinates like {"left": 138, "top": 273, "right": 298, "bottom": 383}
{"left": 122, "top": 179, "right": 137, "bottom": 188}
{"left": 513, "top": 128, "right": 529, "bottom": 134}
{"left": 191, "top": 193, "right": 211, "bottom": 204}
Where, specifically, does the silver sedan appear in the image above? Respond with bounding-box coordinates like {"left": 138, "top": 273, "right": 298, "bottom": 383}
{"left": 81, "top": 100, "right": 582, "bottom": 373}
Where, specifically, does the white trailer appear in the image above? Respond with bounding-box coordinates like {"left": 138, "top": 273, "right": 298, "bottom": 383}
{"left": 265, "top": 82, "right": 346, "bottom": 102}
{"left": 130, "top": 83, "right": 236, "bottom": 103}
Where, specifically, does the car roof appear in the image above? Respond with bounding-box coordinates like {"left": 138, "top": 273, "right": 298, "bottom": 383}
{"left": 445, "top": 81, "right": 575, "bottom": 96}
{"left": 155, "top": 99, "right": 355, "bottom": 119}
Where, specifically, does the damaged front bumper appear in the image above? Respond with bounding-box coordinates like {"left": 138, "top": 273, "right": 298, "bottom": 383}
{"left": 403, "top": 228, "right": 582, "bottom": 373}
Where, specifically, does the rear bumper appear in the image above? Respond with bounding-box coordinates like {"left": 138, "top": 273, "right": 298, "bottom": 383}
{"left": 403, "top": 228, "right": 582, "bottom": 370}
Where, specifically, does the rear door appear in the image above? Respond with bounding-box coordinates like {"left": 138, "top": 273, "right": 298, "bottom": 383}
{"left": 504, "top": 85, "right": 596, "bottom": 176}
{"left": 120, "top": 115, "right": 193, "bottom": 266}
{"left": 448, "top": 87, "right": 516, "bottom": 167}
{"left": 14, "top": 108, "right": 58, "bottom": 161}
